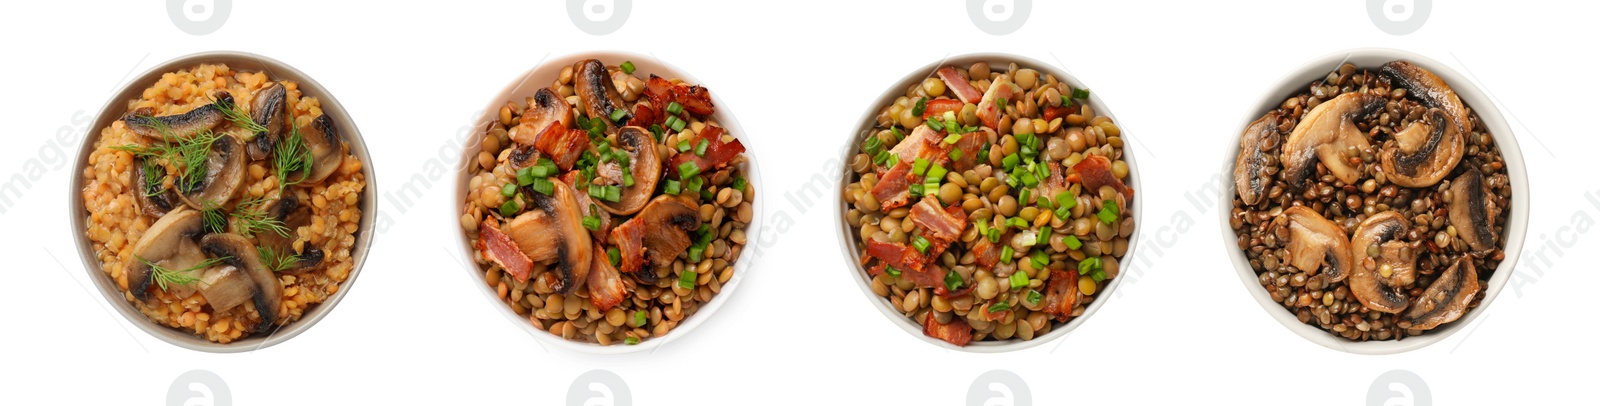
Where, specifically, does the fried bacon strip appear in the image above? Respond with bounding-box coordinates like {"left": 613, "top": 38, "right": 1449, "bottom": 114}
{"left": 587, "top": 245, "right": 627, "bottom": 312}
{"left": 937, "top": 66, "right": 983, "bottom": 104}
{"left": 1072, "top": 154, "right": 1133, "bottom": 199}
{"left": 908, "top": 197, "right": 967, "bottom": 242}
{"left": 921, "top": 98, "right": 964, "bottom": 119}
{"left": 667, "top": 125, "right": 745, "bottom": 177}
{"left": 610, "top": 215, "right": 648, "bottom": 275}
{"left": 528, "top": 124, "right": 589, "bottom": 171}
{"left": 923, "top": 311, "right": 973, "bottom": 346}
{"left": 478, "top": 220, "right": 533, "bottom": 282}
{"left": 644, "top": 74, "right": 716, "bottom": 119}
{"left": 976, "top": 75, "right": 1019, "bottom": 129}
{"left": 1041, "top": 270, "right": 1080, "bottom": 322}
{"left": 870, "top": 160, "right": 913, "bottom": 211}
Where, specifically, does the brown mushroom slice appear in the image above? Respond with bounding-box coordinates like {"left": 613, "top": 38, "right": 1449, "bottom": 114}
{"left": 1381, "top": 60, "right": 1471, "bottom": 134}
{"left": 1402, "top": 257, "right": 1480, "bottom": 331}
{"left": 199, "top": 233, "right": 283, "bottom": 333}
{"left": 196, "top": 265, "right": 256, "bottom": 312}
{"left": 246, "top": 83, "right": 289, "bottom": 161}
{"left": 1284, "top": 206, "right": 1354, "bottom": 283}
{"left": 125, "top": 206, "right": 207, "bottom": 301}
{"left": 597, "top": 126, "right": 661, "bottom": 215}
{"left": 610, "top": 196, "right": 701, "bottom": 280}
{"left": 132, "top": 156, "right": 181, "bottom": 218}
{"left": 1234, "top": 111, "right": 1280, "bottom": 205}
{"left": 122, "top": 92, "right": 232, "bottom": 140}
{"left": 574, "top": 59, "right": 631, "bottom": 130}
{"left": 518, "top": 87, "right": 573, "bottom": 138}
{"left": 255, "top": 196, "right": 326, "bottom": 274}
{"left": 1381, "top": 108, "right": 1464, "bottom": 188}
{"left": 296, "top": 114, "right": 345, "bottom": 185}
{"left": 1280, "top": 92, "right": 1385, "bottom": 187}
{"left": 502, "top": 178, "right": 593, "bottom": 294}
{"left": 1449, "top": 170, "right": 1497, "bottom": 251}
{"left": 587, "top": 244, "right": 628, "bottom": 312}
{"left": 178, "top": 133, "right": 247, "bottom": 209}
{"left": 1348, "top": 212, "right": 1416, "bottom": 313}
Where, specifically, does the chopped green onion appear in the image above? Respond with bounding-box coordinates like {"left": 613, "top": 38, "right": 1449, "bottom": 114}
{"left": 874, "top": 150, "right": 896, "bottom": 167}
{"left": 583, "top": 215, "right": 602, "bottom": 231}
{"left": 1000, "top": 245, "right": 1014, "bottom": 263}
{"left": 695, "top": 139, "right": 709, "bottom": 156}
{"left": 687, "top": 246, "right": 705, "bottom": 264}
{"left": 911, "top": 235, "right": 930, "bottom": 253}
{"left": 686, "top": 175, "right": 705, "bottom": 196}
{"left": 500, "top": 183, "right": 516, "bottom": 197}
{"left": 678, "top": 268, "right": 698, "bottom": 289}
{"left": 1061, "top": 95, "right": 1073, "bottom": 107}
{"left": 1009, "top": 270, "right": 1029, "bottom": 289}
{"left": 943, "top": 269, "right": 964, "bottom": 291}
{"left": 664, "top": 180, "right": 681, "bottom": 195}
{"left": 1036, "top": 195, "right": 1054, "bottom": 211}
{"left": 620, "top": 61, "right": 636, "bottom": 74}
{"left": 926, "top": 119, "right": 945, "bottom": 132}
{"left": 1062, "top": 235, "right": 1083, "bottom": 250}
{"left": 649, "top": 124, "right": 665, "bottom": 141}
{"left": 625, "top": 337, "right": 640, "bottom": 345}
{"left": 885, "top": 265, "right": 901, "bottom": 277}
{"left": 677, "top": 161, "right": 701, "bottom": 179}
{"left": 1019, "top": 171, "right": 1039, "bottom": 187}
{"left": 669, "top": 116, "right": 687, "bottom": 132}
{"left": 925, "top": 163, "right": 947, "bottom": 184}
{"left": 987, "top": 227, "right": 1001, "bottom": 243}
{"left": 948, "top": 148, "right": 963, "bottom": 162}
{"left": 667, "top": 101, "right": 684, "bottom": 115}
{"left": 976, "top": 219, "right": 990, "bottom": 238}
{"left": 943, "top": 133, "right": 962, "bottom": 144}
{"left": 1027, "top": 290, "right": 1043, "bottom": 304}
{"left": 908, "top": 183, "right": 924, "bottom": 198}
{"left": 1078, "top": 256, "right": 1102, "bottom": 275}
{"left": 1097, "top": 204, "right": 1119, "bottom": 224}
{"left": 1018, "top": 189, "right": 1032, "bottom": 208}
{"left": 1006, "top": 217, "right": 1028, "bottom": 229}
{"left": 1002, "top": 154, "right": 1020, "bottom": 171}
{"left": 606, "top": 247, "right": 621, "bottom": 266}
{"left": 1030, "top": 250, "right": 1049, "bottom": 269}
{"left": 624, "top": 173, "right": 635, "bottom": 187}
{"left": 499, "top": 199, "right": 520, "bottom": 217}
{"left": 677, "top": 140, "right": 692, "bottom": 153}
{"left": 730, "top": 176, "right": 747, "bottom": 192}
{"left": 912, "top": 158, "right": 929, "bottom": 176}
{"left": 1037, "top": 226, "right": 1052, "bottom": 248}
{"left": 911, "top": 97, "right": 927, "bottom": 117}
{"left": 604, "top": 185, "right": 621, "bottom": 202}
{"left": 988, "top": 301, "right": 1011, "bottom": 313}
{"left": 1091, "top": 269, "right": 1107, "bottom": 282}
{"left": 609, "top": 108, "right": 628, "bottom": 123}
{"left": 516, "top": 167, "right": 535, "bottom": 186}
{"left": 863, "top": 135, "right": 883, "bottom": 156}
{"left": 891, "top": 126, "right": 904, "bottom": 141}
{"left": 1072, "top": 87, "right": 1091, "bottom": 100}
{"left": 529, "top": 177, "right": 555, "bottom": 195}
{"left": 633, "top": 311, "right": 647, "bottom": 327}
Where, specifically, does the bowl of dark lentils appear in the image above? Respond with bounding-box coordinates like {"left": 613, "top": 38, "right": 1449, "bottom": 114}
{"left": 1222, "top": 49, "right": 1529, "bottom": 354}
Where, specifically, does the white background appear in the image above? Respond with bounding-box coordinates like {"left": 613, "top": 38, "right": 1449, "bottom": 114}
{"left": 1, "top": 1, "right": 1595, "bottom": 404}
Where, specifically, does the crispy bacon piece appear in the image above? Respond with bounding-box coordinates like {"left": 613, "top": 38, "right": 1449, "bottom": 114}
{"left": 478, "top": 221, "right": 533, "bottom": 282}
{"left": 864, "top": 238, "right": 935, "bottom": 272}
{"left": 1041, "top": 270, "right": 1080, "bottom": 322}
{"left": 867, "top": 262, "right": 945, "bottom": 289}
{"left": 1072, "top": 155, "right": 1134, "bottom": 199}
{"left": 644, "top": 75, "right": 676, "bottom": 120}
{"left": 1041, "top": 104, "right": 1079, "bottom": 124}
{"left": 949, "top": 131, "right": 984, "bottom": 172}
{"left": 923, "top": 311, "right": 973, "bottom": 347}
{"left": 1037, "top": 162, "right": 1069, "bottom": 203}
{"left": 937, "top": 66, "right": 983, "bottom": 104}
{"left": 870, "top": 161, "right": 913, "bottom": 211}
{"left": 908, "top": 197, "right": 967, "bottom": 242}
{"left": 667, "top": 125, "right": 745, "bottom": 177}
{"left": 970, "top": 237, "right": 1004, "bottom": 269}
{"left": 587, "top": 245, "right": 628, "bottom": 311}
{"left": 528, "top": 123, "right": 589, "bottom": 171}
{"left": 890, "top": 125, "right": 944, "bottom": 165}
{"left": 921, "top": 98, "right": 964, "bottom": 119}
{"left": 627, "top": 103, "right": 657, "bottom": 127}
{"left": 644, "top": 74, "right": 716, "bottom": 117}
{"left": 610, "top": 215, "right": 648, "bottom": 275}
{"left": 976, "top": 76, "right": 1019, "bottom": 129}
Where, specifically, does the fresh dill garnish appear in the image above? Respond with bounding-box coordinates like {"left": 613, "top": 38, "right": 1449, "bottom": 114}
{"left": 256, "top": 246, "right": 301, "bottom": 273}
{"left": 139, "top": 158, "right": 166, "bottom": 197}
{"left": 139, "top": 255, "right": 228, "bottom": 292}
{"left": 273, "top": 115, "right": 314, "bottom": 192}
{"left": 174, "top": 130, "right": 224, "bottom": 192}
{"left": 212, "top": 94, "right": 267, "bottom": 135}
{"left": 232, "top": 196, "right": 290, "bottom": 238}
{"left": 199, "top": 200, "right": 228, "bottom": 234}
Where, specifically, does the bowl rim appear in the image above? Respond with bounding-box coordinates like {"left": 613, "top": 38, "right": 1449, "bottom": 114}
{"left": 450, "top": 50, "right": 764, "bottom": 355}
{"left": 1217, "top": 47, "right": 1530, "bottom": 355}
{"left": 68, "top": 50, "right": 379, "bottom": 353}
{"left": 832, "top": 52, "right": 1143, "bottom": 353}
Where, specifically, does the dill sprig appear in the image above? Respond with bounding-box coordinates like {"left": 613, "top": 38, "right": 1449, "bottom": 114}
{"left": 212, "top": 94, "right": 267, "bottom": 135}
{"left": 256, "top": 246, "right": 301, "bottom": 273}
{"left": 273, "top": 116, "right": 314, "bottom": 192}
{"left": 139, "top": 255, "right": 228, "bottom": 292}
{"left": 232, "top": 196, "right": 290, "bottom": 238}
{"left": 139, "top": 158, "right": 166, "bottom": 197}
{"left": 199, "top": 200, "right": 228, "bottom": 234}
{"left": 174, "top": 130, "right": 224, "bottom": 192}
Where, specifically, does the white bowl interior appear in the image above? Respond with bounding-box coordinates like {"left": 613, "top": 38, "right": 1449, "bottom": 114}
{"left": 68, "top": 51, "right": 378, "bottom": 353}
{"left": 1218, "top": 48, "right": 1529, "bottom": 354}
{"left": 452, "top": 51, "right": 763, "bottom": 355}
{"left": 833, "top": 53, "right": 1142, "bottom": 353}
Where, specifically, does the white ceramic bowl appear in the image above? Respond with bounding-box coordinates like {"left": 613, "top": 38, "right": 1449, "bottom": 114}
{"left": 453, "top": 51, "right": 762, "bottom": 354}
{"left": 1219, "top": 48, "right": 1529, "bottom": 354}
{"left": 70, "top": 51, "right": 378, "bottom": 352}
{"left": 835, "top": 53, "right": 1142, "bottom": 352}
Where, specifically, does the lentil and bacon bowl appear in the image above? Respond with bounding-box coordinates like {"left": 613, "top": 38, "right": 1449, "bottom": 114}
{"left": 839, "top": 55, "right": 1140, "bottom": 350}
{"left": 458, "top": 55, "right": 757, "bottom": 350}
{"left": 1226, "top": 51, "right": 1528, "bottom": 352}
{"left": 72, "top": 53, "right": 373, "bottom": 350}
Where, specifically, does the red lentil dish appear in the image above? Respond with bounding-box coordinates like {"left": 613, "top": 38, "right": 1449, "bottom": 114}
{"left": 844, "top": 61, "right": 1135, "bottom": 346}
{"left": 1230, "top": 60, "right": 1509, "bottom": 341}
{"left": 461, "top": 59, "right": 752, "bottom": 346}
{"left": 81, "top": 63, "right": 366, "bottom": 343}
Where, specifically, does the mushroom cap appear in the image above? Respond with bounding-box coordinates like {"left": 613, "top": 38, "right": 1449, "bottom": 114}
{"left": 199, "top": 233, "right": 283, "bottom": 333}
{"left": 255, "top": 195, "right": 326, "bottom": 275}
{"left": 1283, "top": 206, "right": 1354, "bottom": 283}
{"left": 1235, "top": 111, "right": 1281, "bottom": 205}
{"left": 297, "top": 114, "right": 345, "bottom": 185}
{"left": 516, "top": 87, "right": 573, "bottom": 143}
{"left": 1280, "top": 92, "right": 1384, "bottom": 187}
{"left": 1381, "top": 60, "right": 1472, "bottom": 135}
{"left": 637, "top": 195, "right": 702, "bottom": 266}
{"left": 123, "top": 92, "right": 231, "bottom": 141}
{"left": 1348, "top": 211, "right": 1415, "bottom": 314}
{"left": 1449, "top": 169, "right": 1498, "bottom": 251}
{"left": 1380, "top": 108, "right": 1464, "bottom": 188}
{"left": 1402, "top": 257, "right": 1480, "bottom": 331}
{"left": 125, "top": 206, "right": 206, "bottom": 301}
{"left": 597, "top": 126, "right": 662, "bottom": 216}
{"left": 573, "top": 59, "right": 630, "bottom": 130}
{"left": 503, "top": 178, "right": 593, "bottom": 294}
{"left": 196, "top": 265, "right": 257, "bottom": 313}
{"left": 178, "top": 133, "right": 247, "bottom": 210}
{"left": 132, "top": 156, "right": 181, "bottom": 218}
{"left": 247, "top": 82, "right": 289, "bottom": 161}
{"left": 586, "top": 244, "right": 627, "bottom": 312}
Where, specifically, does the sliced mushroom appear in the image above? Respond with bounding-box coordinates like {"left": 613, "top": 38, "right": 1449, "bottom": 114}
{"left": 610, "top": 196, "right": 701, "bottom": 281}
{"left": 132, "top": 156, "right": 181, "bottom": 218}
{"left": 1235, "top": 111, "right": 1280, "bottom": 205}
{"left": 1280, "top": 92, "right": 1384, "bottom": 187}
{"left": 1381, "top": 60, "right": 1471, "bottom": 134}
{"left": 1449, "top": 169, "right": 1497, "bottom": 251}
{"left": 255, "top": 195, "right": 325, "bottom": 274}
{"left": 178, "top": 133, "right": 247, "bottom": 209}
{"left": 587, "top": 244, "right": 627, "bottom": 312}
{"left": 196, "top": 265, "right": 256, "bottom": 312}
{"left": 502, "top": 178, "right": 593, "bottom": 294}
{"left": 122, "top": 92, "right": 231, "bottom": 140}
{"left": 246, "top": 83, "right": 289, "bottom": 161}
{"left": 125, "top": 206, "right": 207, "bottom": 301}
{"left": 295, "top": 114, "right": 345, "bottom": 185}
{"left": 518, "top": 87, "right": 573, "bottom": 140}
{"left": 1402, "top": 257, "right": 1480, "bottom": 331}
{"left": 199, "top": 233, "right": 283, "bottom": 333}
{"left": 573, "top": 59, "right": 630, "bottom": 129}
{"left": 1348, "top": 212, "right": 1415, "bottom": 314}
{"left": 1380, "top": 108, "right": 1463, "bottom": 188}
{"left": 597, "top": 126, "right": 661, "bottom": 215}
{"left": 1283, "top": 206, "right": 1354, "bottom": 283}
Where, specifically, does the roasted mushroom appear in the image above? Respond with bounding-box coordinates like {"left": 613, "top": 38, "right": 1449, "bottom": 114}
{"left": 196, "top": 265, "right": 257, "bottom": 313}
{"left": 597, "top": 126, "right": 661, "bottom": 215}
{"left": 1280, "top": 92, "right": 1384, "bottom": 187}
{"left": 1348, "top": 212, "right": 1416, "bottom": 313}
{"left": 199, "top": 233, "right": 283, "bottom": 333}
{"left": 246, "top": 83, "right": 289, "bottom": 161}
{"left": 1381, "top": 60, "right": 1471, "bottom": 135}
{"left": 255, "top": 196, "right": 326, "bottom": 274}
{"left": 1380, "top": 108, "right": 1463, "bottom": 188}
{"left": 122, "top": 92, "right": 232, "bottom": 140}
{"left": 502, "top": 178, "right": 593, "bottom": 294}
{"left": 1234, "top": 111, "right": 1280, "bottom": 205}
{"left": 132, "top": 156, "right": 181, "bottom": 218}
{"left": 517, "top": 87, "right": 572, "bottom": 140}
{"left": 573, "top": 59, "right": 631, "bottom": 129}
{"left": 1449, "top": 170, "right": 1497, "bottom": 251}
{"left": 586, "top": 244, "right": 627, "bottom": 312}
{"left": 1283, "top": 206, "right": 1354, "bottom": 282}
{"left": 125, "top": 206, "right": 207, "bottom": 301}
{"left": 1402, "top": 257, "right": 1480, "bottom": 330}
{"left": 178, "top": 133, "right": 247, "bottom": 209}
{"left": 296, "top": 114, "right": 344, "bottom": 185}
{"left": 610, "top": 195, "right": 701, "bottom": 280}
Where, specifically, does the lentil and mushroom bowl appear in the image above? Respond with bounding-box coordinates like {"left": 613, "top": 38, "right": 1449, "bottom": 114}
{"left": 838, "top": 54, "right": 1140, "bottom": 350}
{"left": 71, "top": 52, "right": 374, "bottom": 351}
{"left": 1224, "top": 50, "right": 1528, "bottom": 352}
{"left": 457, "top": 54, "right": 759, "bottom": 351}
